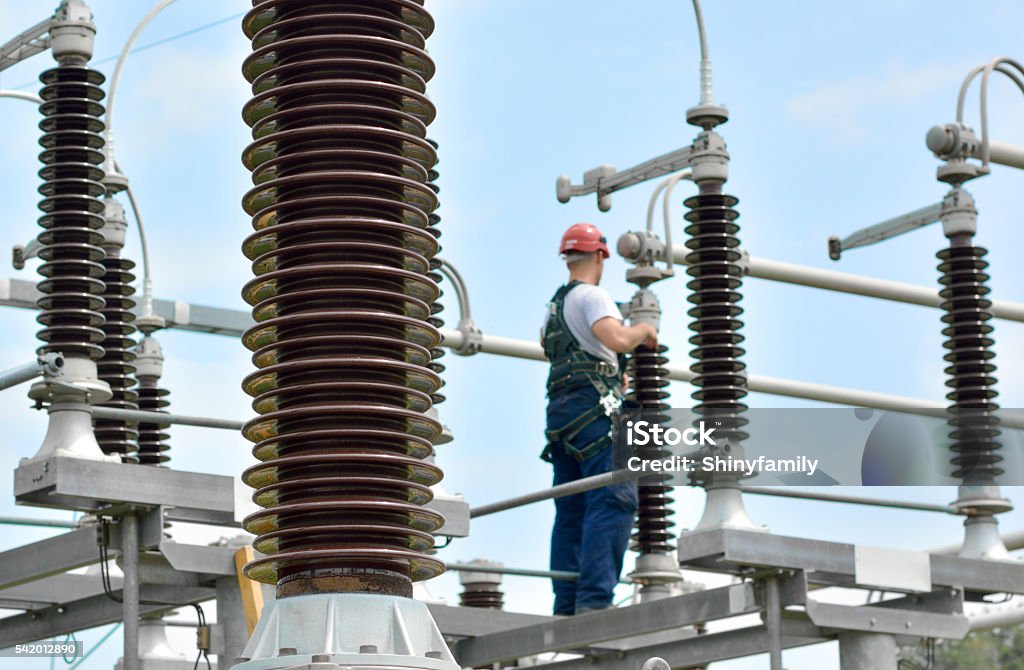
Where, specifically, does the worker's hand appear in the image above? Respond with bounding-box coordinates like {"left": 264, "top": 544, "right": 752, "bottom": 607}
{"left": 640, "top": 323, "right": 658, "bottom": 349}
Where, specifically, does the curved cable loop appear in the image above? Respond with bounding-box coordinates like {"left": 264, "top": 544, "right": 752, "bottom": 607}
{"left": 105, "top": 0, "right": 180, "bottom": 174}
{"left": 0, "top": 89, "right": 42, "bottom": 103}
{"left": 438, "top": 259, "right": 481, "bottom": 356}
{"left": 955, "top": 58, "right": 1024, "bottom": 169}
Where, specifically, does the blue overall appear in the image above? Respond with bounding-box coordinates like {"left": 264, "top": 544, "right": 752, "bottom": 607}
{"left": 543, "top": 282, "right": 638, "bottom": 615}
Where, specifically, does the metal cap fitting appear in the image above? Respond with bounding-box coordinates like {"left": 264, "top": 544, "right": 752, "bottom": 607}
{"left": 50, "top": 0, "right": 97, "bottom": 63}
{"left": 939, "top": 187, "right": 977, "bottom": 239}
{"left": 457, "top": 559, "right": 503, "bottom": 587}
{"left": 134, "top": 336, "right": 164, "bottom": 381}
{"left": 626, "top": 288, "right": 661, "bottom": 331}
{"left": 689, "top": 130, "right": 729, "bottom": 184}
{"left": 99, "top": 198, "right": 128, "bottom": 251}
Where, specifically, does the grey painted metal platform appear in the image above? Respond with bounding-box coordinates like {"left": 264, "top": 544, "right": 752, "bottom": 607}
{"left": 13, "top": 456, "right": 470, "bottom": 537}
{"left": 677, "top": 527, "right": 1024, "bottom": 595}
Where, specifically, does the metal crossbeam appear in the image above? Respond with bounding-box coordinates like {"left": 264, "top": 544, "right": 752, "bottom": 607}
{"left": 428, "top": 604, "right": 551, "bottom": 639}
{"left": 0, "top": 527, "right": 101, "bottom": 591}
{"left": 452, "top": 583, "right": 763, "bottom": 666}
{"left": 0, "top": 278, "right": 251, "bottom": 336}
{"left": 15, "top": 456, "right": 237, "bottom": 523}
{"left": 528, "top": 619, "right": 825, "bottom": 670}
{"left": 678, "top": 528, "right": 1024, "bottom": 595}
{"left": 0, "top": 574, "right": 121, "bottom": 609}
{"left": 0, "top": 584, "right": 213, "bottom": 646}
{"left": 13, "top": 457, "right": 470, "bottom": 537}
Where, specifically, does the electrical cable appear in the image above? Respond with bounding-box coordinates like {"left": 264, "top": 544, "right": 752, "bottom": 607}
{"left": 7, "top": 11, "right": 247, "bottom": 91}
{"left": 98, "top": 519, "right": 210, "bottom": 668}
{"left": 123, "top": 178, "right": 155, "bottom": 320}
{"left": 61, "top": 630, "right": 77, "bottom": 664}
{"left": 97, "top": 12, "right": 245, "bottom": 64}
{"left": 106, "top": 0, "right": 181, "bottom": 174}
{"left": 954, "top": 58, "right": 1024, "bottom": 168}
{"left": 65, "top": 623, "right": 120, "bottom": 670}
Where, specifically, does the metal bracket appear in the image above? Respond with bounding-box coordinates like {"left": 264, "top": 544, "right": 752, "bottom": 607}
{"left": 828, "top": 202, "right": 943, "bottom": 260}
{"left": 556, "top": 146, "right": 694, "bottom": 211}
{"left": 805, "top": 598, "right": 969, "bottom": 640}
{"left": 11, "top": 238, "right": 41, "bottom": 270}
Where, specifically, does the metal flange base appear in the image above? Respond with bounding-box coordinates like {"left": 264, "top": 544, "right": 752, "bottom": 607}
{"left": 233, "top": 593, "right": 458, "bottom": 670}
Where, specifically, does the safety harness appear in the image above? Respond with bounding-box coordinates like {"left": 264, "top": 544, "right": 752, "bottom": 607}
{"left": 542, "top": 280, "right": 626, "bottom": 462}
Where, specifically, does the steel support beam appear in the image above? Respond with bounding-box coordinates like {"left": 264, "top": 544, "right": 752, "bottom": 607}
{"left": 428, "top": 604, "right": 552, "bottom": 639}
{"left": 529, "top": 619, "right": 825, "bottom": 670}
{"left": 15, "top": 456, "right": 236, "bottom": 522}
{"left": 0, "top": 574, "right": 120, "bottom": 608}
{"left": 12, "top": 457, "right": 469, "bottom": 536}
{"left": 678, "top": 528, "right": 1024, "bottom": 595}
{"left": 215, "top": 576, "right": 249, "bottom": 667}
{"left": 122, "top": 513, "right": 140, "bottom": 670}
{"left": 452, "top": 583, "right": 764, "bottom": 666}
{"left": 0, "top": 584, "right": 213, "bottom": 647}
{"left": 0, "top": 526, "right": 100, "bottom": 591}
{"left": 0, "top": 278, "right": 252, "bottom": 336}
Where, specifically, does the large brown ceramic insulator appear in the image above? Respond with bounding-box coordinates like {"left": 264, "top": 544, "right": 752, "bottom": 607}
{"left": 35, "top": 66, "right": 108, "bottom": 362}
{"left": 136, "top": 380, "right": 171, "bottom": 465}
{"left": 628, "top": 343, "right": 675, "bottom": 554}
{"left": 94, "top": 251, "right": 139, "bottom": 461}
{"left": 684, "top": 188, "right": 748, "bottom": 468}
{"left": 425, "top": 138, "right": 445, "bottom": 405}
{"left": 239, "top": 0, "right": 445, "bottom": 599}
{"left": 937, "top": 244, "right": 1002, "bottom": 482}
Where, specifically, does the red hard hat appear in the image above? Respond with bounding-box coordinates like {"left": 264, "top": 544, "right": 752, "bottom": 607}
{"left": 559, "top": 223, "right": 609, "bottom": 258}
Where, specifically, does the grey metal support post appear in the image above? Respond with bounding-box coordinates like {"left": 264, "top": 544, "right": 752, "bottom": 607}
{"left": 763, "top": 577, "right": 783, "bottom": 670}
{"left": 122, "top": 513, "right": 140, "bottom": 670}
{"left": 216, "top": 576, "right": 250, "bottom": 667}
{"left": 838, "top": 632, "right": 897, "bottom": 670}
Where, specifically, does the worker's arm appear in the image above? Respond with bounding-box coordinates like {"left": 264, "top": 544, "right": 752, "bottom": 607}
{"left": 591, "top": 317, "right": 657, "bottom": 353}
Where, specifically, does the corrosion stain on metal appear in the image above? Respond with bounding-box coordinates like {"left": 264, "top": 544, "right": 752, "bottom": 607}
{"left": 239, "top": 0, "right": 445, "bottom": 597}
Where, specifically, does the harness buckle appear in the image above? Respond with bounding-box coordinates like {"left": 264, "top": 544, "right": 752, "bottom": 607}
{"left": 599, "top": 390, "right": 622, "bottom": 416}
{"left": 595, "top": 360, "right": 616, "bottom": 377}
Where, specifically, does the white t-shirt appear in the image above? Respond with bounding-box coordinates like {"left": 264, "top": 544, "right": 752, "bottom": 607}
{"left": 542, "top": 283, "right": 623, "bottom": 373}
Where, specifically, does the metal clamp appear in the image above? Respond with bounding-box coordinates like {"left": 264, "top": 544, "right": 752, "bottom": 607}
{"left": 453, "top": 319, "right": 483, "bottom": 356}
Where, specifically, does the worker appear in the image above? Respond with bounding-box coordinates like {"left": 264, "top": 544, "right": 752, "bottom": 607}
{"left": 541, "top": 222, "right": 658, "bottom": 615}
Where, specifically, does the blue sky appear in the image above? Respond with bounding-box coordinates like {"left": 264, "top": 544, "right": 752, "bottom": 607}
{"left": 0, "top": 1, "right": 1022, "bottom": 668}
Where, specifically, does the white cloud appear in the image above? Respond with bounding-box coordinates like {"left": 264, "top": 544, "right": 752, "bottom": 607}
{"left": 785, "top": 62, "right": 964, "bottom": 144}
